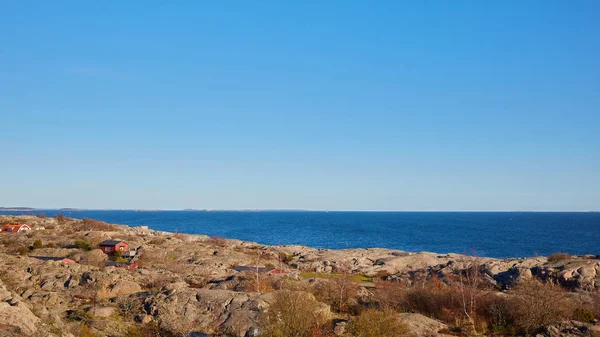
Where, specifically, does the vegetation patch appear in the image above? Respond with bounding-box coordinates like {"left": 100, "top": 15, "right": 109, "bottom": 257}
{"left": 300, "top": 272, "right": 373, "bottom": 283}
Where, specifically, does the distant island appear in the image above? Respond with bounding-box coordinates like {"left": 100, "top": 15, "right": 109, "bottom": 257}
{"left": 0, "top": 207, "right": 36, "bottom": 211}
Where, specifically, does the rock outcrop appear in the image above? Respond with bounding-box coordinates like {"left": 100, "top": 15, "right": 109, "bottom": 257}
{"left": 0, "top": 214, "right": 598, "bottom": 336}
{"left": 0, "top": 279, "right": 41, "bottom": 335}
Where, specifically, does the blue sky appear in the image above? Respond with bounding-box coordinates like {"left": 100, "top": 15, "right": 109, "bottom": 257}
{"left": 1, "top": 1, "right": 598, "bottom": 210}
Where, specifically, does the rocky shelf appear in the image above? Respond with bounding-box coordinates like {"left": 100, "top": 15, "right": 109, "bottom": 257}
{"left": 0, "top": 214, "right": 598, "bottom": 337}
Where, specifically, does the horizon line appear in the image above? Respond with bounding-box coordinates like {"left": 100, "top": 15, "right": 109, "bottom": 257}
{"left": 0, "top": 207, "right": 597, "bottom": 213}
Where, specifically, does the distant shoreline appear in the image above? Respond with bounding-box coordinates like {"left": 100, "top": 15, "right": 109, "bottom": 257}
{"left": 0, "top": 207, "right": 597, "bottom": 213}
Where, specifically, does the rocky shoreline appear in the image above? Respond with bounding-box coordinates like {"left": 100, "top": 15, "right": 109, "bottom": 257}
{"left": 0, "top": 215, "right": 598, "bottom": 337}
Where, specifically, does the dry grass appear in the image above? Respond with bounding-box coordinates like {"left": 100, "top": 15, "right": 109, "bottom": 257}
{"left": 300, "top": 272, "right": 372, "bottom": 283}
{"left": 260, "top": 290, "right": 328, "bottom": 337}
{"left": 348, "top": 308, "right": 410, "bottom": 337}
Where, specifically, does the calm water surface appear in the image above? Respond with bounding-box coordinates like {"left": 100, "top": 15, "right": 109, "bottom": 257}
{"left": 1, "top": 210, "right": 598, "bottom": 258}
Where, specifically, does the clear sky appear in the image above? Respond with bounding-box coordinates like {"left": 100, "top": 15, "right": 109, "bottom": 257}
{"left": 1, "top": 1, "right": 599, "bottom": 211}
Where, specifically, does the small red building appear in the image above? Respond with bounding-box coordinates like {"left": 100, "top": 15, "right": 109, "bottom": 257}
{"left": 98, "top": 240, "right": 129, "bottom": 255}
{"left": 1, "top": 224, "right": 32, "bottom": 233}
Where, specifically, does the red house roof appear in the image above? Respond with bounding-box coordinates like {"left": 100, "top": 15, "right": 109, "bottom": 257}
{"left": 99, "top": 240, "right": 125, "bottom": 246}
{"left": 1, "top": 224, "right": 31, "bottom": 233}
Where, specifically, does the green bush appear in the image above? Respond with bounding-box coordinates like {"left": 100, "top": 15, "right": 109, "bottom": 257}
{"left": 32, "top": 239, "right": 43, "bottom": 249}
{"left": 111, "top": 250, "right": 128, "bottom": 263}
{"left": 46, "top": 242, "right": 55, "bottom": 248}
{"left": 18, "top": 246, "right": 30, "bottom": 255}
{"left": 74, "top": 239, "right": 91, "bottom": 251}
{"left": 572, "top": 308, "right": 595, "bottom": 323}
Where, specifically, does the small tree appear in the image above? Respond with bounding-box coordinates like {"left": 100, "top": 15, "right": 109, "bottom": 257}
{"left": 310, "top": 260, "right": 359, "bottom": 314}
{"left": 255, "top": 250, "right": 264, "bottom": 292}
{"left": 457, "top": 255, "right": 483, "bottom": 332}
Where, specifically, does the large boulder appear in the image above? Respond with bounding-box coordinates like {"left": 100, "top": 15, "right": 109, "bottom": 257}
{"left": 87, "top": 306, "right": 118, "bottom": 318}
{"left": 536, "top": 321, "right": 599, "bottom": 337}
{"left": 399, "top": 313, "right": 448, "bottom": 336}
{"left": 555, "top": 261, "right": 600, "bottom": 290}
{"left": 141, "top": 287, "right": 271, "bottom": 337}
{"left": 105, "top": 280, "right": 142, "bottom": 297}
{"left": 80, "top": 249, "right": 109, "bottom": 265}
{"left": 0, "top": 280, "right": 41, "bottom": 335}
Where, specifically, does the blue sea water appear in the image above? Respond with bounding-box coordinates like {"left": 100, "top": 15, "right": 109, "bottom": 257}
{"left": 1, "top": 210, "right": 598, "bottom": 258}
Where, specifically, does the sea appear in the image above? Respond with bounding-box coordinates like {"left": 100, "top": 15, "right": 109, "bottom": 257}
{"left": 1, "top": 210, "right": 598, "bottom": 258}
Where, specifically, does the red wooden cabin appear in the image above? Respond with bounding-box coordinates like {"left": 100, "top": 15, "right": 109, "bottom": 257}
{"left": 98, "top": 240, "right": 129, "bottom": 255}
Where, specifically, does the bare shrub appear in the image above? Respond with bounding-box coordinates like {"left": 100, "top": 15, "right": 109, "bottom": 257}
{"left": 481, "top": 295, "right": 515, "bottom": 334}
{"left": 242, "top": 277, "right": 276, "bottom": 293}
{"left": 36, "top": 213, "right": 47, "bottom": 219}
{"left": 348, "top": 308, "right": 410, "bottom": 337}
{"left": 508, "top": 279, "right": 570, "bottom": 334}
{"left": 260, "top": 290, "right": 328, "bottom": 337}
{"left": 402, "top": 276, "right": 462, "bottom": 322}
{"left": 313, "top": 277, "right": 359, "bottom": 314}
{"left": 374, "top": 280, "right": 406, "bottom": 311}
{"left": 547, "top": 252, "right": 572, "bottom": 262}
{"left": 76, "top": 218, "right": 117, "bottom": 232}
{"left": 55, "top": 214, "right": 67, "bottom": 223}
{"left": 312, "top": 261, "right": 360, "bottom": 313}
{"left": 208, "top": 236, "right": 228, "bottom": 247}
